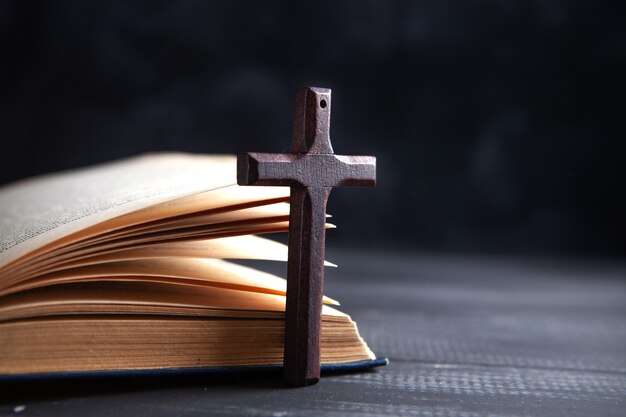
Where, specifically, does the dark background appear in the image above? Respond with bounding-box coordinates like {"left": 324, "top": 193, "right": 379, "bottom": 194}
{"left": 1, "top": 1, "right": 625, "bottom": 258}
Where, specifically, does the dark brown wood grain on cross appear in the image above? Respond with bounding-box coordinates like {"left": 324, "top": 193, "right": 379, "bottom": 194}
{"left": 237, "top": 86, "right": 376, "bottom": 386}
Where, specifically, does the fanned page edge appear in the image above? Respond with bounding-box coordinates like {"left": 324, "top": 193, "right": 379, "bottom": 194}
{"left": 0, "top": 153, "right": 290, "bottom": 272}
{"left": 0, "top": 153, "right": 340, "bottom": 307}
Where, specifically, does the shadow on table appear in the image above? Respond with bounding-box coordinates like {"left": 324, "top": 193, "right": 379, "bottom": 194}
{"left": 0, "top": 366, "right": 379, "bottom": 404}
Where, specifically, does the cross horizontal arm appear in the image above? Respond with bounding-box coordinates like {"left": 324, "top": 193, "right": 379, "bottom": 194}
{"left": 238, "top": 153, "right": 376, "bottom": 188}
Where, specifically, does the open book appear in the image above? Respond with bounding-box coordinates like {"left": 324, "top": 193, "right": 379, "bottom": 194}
{"left": 0, "top": 153, "right": 380, "bottom": 377}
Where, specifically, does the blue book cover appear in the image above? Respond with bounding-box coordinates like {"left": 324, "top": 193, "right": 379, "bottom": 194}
{"left": 0, "top": 358, "right": 389, "bottom": 381}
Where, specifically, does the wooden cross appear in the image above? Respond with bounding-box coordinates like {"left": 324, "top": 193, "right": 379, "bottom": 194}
{"left": 237, "top": 86, "right": 376, "bottom": 386}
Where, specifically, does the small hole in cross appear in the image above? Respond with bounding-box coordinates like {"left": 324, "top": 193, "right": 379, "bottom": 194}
{"left": 320, "top": 99, "right": 327, "bottom": 108}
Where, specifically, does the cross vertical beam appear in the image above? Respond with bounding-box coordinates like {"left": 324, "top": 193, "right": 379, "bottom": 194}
{"left": 237, "top": 86, "right": 376, "bottom": 386}
{"left": 284, "top": 186, "right": 330, "bottom": 385}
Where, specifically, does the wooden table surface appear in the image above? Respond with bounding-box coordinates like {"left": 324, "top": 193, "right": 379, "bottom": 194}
{"left": 2, "top": 249, "right": 625, "bottom": 417}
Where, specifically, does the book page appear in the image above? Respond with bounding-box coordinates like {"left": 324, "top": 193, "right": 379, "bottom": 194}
{"left": 0, "top": 153, "right": 267, "bottom": 270}
{"left": 0, "top": 280, "right": 347, "bottom": 322}
{"left": 13, "top": 235, "right": 294, "bottom": 279}
{"left": 1, "top": 257, "right": 338, "bottom": 305}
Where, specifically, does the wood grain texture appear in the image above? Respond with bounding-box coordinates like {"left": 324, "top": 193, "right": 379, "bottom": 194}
{"left": 237, "top": 86, "right": 376, "bottom": 386}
